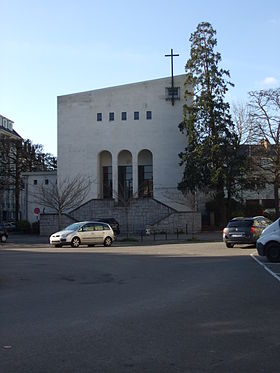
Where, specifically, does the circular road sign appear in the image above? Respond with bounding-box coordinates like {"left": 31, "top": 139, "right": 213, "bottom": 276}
{"left": 34, "top": 207, "right": 41, "bottom": 215}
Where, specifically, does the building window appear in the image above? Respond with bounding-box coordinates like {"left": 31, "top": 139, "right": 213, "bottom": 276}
{"left": 45, "top": 179, "right": 49, "bottom": 185}
{"left": 146, "top": 111, "right": 152, "bottom": 120}
{"left": 34, "top": 180, "right": 38, "bottom": 185}
{"left": 118, "top": 166, "right": 133, "bottom": 200}
{"left": 165, "top": 87, "right": 180, "bottom": 101}
{"left": 97, "top": 113, "right": 102, "bottom": 121}
{"left": 134, "top": 111, "right": 139, "bottom": 120}
{"left": 138, "top": 165, "right": 153, "bottom": 197}
{"left": 109, "top": 112, "right": 114, "bottom": 121}
{"left": 103, "top": 166, "right": 112, "bottom": 199}
{"left": 121, "top": 112, "right": 127, "bottom": 121}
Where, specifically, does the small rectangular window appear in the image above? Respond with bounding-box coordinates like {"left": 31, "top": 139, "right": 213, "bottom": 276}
{"left": 165, "top": 87, "right": 180, "bottom": 101}
{"left": 45, "top": 179, "right": 49, "bottom": 185}
{"left": 97, "top": 113, "right": 102, "bottom": 121}
{"left": 109, "top": 112, "right": 114, "bottom": 121}
{"left": 34, "top": 180, "right": 37, "bottom": 185}
{"left": 134, "top": 111, "right": 139, "bottom": 120}
{"left": 121, "top": 112, "right": 127, "bottom": 121}
{"left": 146, "top": 111, "right": 152, "bottom": 120}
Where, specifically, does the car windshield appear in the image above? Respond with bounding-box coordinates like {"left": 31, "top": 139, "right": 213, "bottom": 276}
{"left": 64, "top": 222, "right": 84, "bottom": 231}
{"left": 228, "top": 220, "right": 252, "bottom": 228}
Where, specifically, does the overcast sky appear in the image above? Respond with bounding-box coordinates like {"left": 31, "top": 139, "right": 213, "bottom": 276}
{"left": 1, "top": 0, "right": 279, "bottom": 156}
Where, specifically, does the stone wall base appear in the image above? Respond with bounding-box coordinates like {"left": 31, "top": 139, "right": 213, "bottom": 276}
{"left": 40, "top": 198, "right": 201, "bottom": 236}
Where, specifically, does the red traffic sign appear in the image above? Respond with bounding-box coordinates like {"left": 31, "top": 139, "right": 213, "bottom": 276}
{"left": 34, "top": 207, "right": 41, "bottom": 215}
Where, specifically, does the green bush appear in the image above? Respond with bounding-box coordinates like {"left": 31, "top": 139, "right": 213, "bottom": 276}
{"left": 16, "top": 220, "right": 31, "bottom": 233}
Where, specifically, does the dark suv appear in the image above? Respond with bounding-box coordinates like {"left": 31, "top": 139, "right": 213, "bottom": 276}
{"left": 95, "top": 218, "right": 120, "bottom": 236}
{"left": 0, "top": 223, "right": 8, "bottom": 243}
{"left": 223, "top": 216, "right": 271, "bottom": 248}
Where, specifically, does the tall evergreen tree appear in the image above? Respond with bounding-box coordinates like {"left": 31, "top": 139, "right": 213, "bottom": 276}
{"left": 178, "top": 22, "right": 237, "bottom": 226}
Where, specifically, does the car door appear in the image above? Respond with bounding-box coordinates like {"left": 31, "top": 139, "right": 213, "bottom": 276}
{"left": 79, "top": 223, "right": 96, "bottom": 244}
{"left": 93, "top": 223, "right": 106, "bottom": 244}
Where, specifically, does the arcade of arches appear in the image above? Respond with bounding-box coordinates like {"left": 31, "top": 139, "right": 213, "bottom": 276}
{"left": 98, "top": 150, "right": 153, "bottom": 201}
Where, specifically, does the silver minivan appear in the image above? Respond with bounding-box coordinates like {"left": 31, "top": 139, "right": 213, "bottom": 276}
{"left": 50, "top": 221, "right": 115, "bottom": 248}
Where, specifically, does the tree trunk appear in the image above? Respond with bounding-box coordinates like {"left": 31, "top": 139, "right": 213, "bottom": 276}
{"left": 274, "top": 180, "right": 280, "bottom": 218}
{"left": 58, "top": 210, "right": 62, "bottom": 230}
{"left": 216, "top": 188, "right": 226, "bottom": 228}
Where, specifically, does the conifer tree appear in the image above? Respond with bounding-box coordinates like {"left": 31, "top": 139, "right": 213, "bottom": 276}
{"left": 178, "top": 22, "right": 236, "bottom": 226}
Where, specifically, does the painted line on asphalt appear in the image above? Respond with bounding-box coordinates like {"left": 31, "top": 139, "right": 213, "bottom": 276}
{"left": 250, "top": 253, "right": 280, "bottom": 283}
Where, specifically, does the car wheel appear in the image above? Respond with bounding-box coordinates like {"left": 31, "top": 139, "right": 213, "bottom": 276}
{"left": 226, "top": 242, "right": 234, "bottom": 248}
{"left": 1, "top": 234, "right": 7, "bottom": 243}
{"left": 266, "top": 242, "right": 280, "bottom": 263}
{"left": 104, "top": 237, "right": 112, "bottom": 247}
{"left": 71, "top": 237, "right": 80, "bottom": 248}
{"left": 55, "top": 244, "right": 62, "bottom": 248}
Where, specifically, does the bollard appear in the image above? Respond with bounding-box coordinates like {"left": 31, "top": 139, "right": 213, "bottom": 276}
{"left": 186, "top": 224, "right": 188, "bottom": 235}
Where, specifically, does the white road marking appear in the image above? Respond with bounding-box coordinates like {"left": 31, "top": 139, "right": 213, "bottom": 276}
{"left": 250, "top": 252, "right": 280, "bottom": 283}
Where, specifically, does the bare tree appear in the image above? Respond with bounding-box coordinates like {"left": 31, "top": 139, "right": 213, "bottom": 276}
{"left": 231, "top": 101, "right": 256, "bottom": 144}
{"left": 248, "top": 88, "right": 280, "bottom": 217}
{"left": 34, "top": 175, "right": 92, "bottom": 229}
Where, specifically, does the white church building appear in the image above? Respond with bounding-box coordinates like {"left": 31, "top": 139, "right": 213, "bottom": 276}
{"left": 41, "top": 75, "right": 201, "bottom": 235}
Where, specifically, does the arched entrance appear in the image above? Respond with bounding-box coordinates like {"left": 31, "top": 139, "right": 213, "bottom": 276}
{"left": 99, "top": 150, "right": 112, "bottom": 198}
{"left": 118, "top": 150, "right": 133, "bottom": 201}
{"left": 138, "top": 149, "right": 153, "bottom": 197}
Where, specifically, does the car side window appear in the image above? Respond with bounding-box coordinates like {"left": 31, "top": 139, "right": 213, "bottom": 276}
{"left": 94, "top": 224, "right": 105, "bottom": 231}
{"left": 82, "top": 224, "right": 95, "bottom": 232}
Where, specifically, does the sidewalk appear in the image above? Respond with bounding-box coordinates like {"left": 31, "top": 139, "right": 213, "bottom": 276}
{"left": 3, "top": 231, "right": 222, "bottom": 246}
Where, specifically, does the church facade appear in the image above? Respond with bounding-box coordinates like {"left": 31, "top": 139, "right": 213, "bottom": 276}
{"left": 50, "top": 75, "right": 202, "bottom": 235}
{"left": 57, "top": 75, "right": 191, "bottom": 207}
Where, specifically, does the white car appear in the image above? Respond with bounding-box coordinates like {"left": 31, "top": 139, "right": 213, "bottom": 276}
{"left": 50, "top": 221, "right": 115, "bottom": 248}
{"left": 256, "top": 218, "right": 280, "bottom": 262}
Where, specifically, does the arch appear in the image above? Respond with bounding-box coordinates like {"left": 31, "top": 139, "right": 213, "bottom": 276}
{"left": 118, "top": 150, "right": 133, "bottom": 200}
{"left": 99, "top": 150, "right": 112, "bottom": 198}
{"left": 138, "top": 149, "right": 153, "bottom": 197}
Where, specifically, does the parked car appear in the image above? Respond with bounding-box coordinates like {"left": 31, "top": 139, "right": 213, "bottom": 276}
{"left": 257, "top": 218, "right": 280, "bottom": 262}
{"left": 94, "top": 218, "right": 120, "bottom": 236}
{"left": 0, "top": 223, "right": 8, "bottom": 243}
{"left": 49, "top": 221, "right": 115, "bottom": 248}
{"left": 223, "top": 216, "right": 271, "bottom": 248}
{"left": 4, "top": 222, "right": 16, "bottom": 231}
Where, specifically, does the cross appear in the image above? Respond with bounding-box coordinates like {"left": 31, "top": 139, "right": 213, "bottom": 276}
{"left": 165, "top": 48, "right": 179, "bottom": 105}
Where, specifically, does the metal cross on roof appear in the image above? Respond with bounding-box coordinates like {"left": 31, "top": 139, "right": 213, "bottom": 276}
{"left": 165, "top": 49, "right": 179, "bottom": 105}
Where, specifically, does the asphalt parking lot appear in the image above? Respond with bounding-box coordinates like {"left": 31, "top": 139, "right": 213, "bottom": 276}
{"left": 2, "top": 235, "right": 280, "bottom": 372}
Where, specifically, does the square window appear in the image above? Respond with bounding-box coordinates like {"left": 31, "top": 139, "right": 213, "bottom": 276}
{"left": 134, "top": 111, "right": 139, "bottom": 120}
{"left": 146, "top": 111, "right": 152, "bottom": 120}
{"left": 34, "top": 180, "right": 38, "bottom": 185}
{"left": 109, "top": 112, "right": 114, "bottom": 121}
{"left": 121, "top": 112, "right": 127, "bottom": 121}
{"left": 97, "top": 113, "right": 102, "bottom": 121}
{"left": 165, "top": 87, "right": 180, "bottom": 101}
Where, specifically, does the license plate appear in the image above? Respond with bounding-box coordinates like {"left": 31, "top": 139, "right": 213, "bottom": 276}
{"left": 232, "top": 234, "right": 243, "bottom": 237}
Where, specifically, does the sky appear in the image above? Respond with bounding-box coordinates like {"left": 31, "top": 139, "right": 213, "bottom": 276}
{"left": 1, "top": 0, "right": 280, "bottom": 156}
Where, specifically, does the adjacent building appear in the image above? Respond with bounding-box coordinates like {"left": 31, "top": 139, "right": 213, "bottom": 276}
{"left": 0, "top": 114, "right": 22, "bottom": 222}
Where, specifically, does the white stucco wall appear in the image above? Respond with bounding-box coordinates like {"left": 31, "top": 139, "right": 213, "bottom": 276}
{"left": 21, "top": 171, "right": 57, "bottom": 223}
{"left": 57, "top": 75, "right": 190, "bottom": 207}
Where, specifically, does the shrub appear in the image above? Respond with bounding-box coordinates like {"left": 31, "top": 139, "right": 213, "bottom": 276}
{"left": 16, "top": 220, "right": 31, "bottom": 233}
